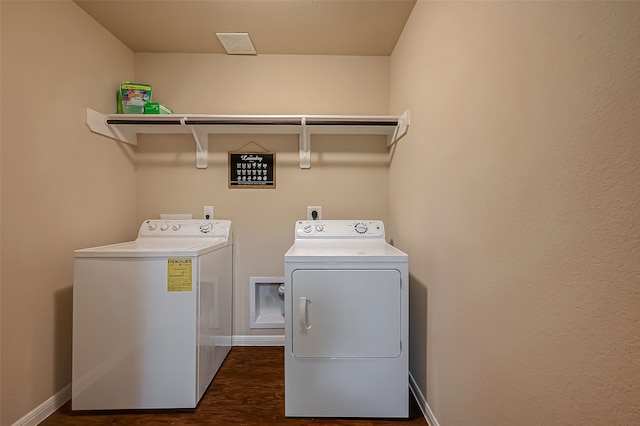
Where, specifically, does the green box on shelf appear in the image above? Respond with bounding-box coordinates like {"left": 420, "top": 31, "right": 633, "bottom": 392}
{"left": 144, "top": 102, "right": 173, "bottom": 114}
{"left": 117, "top": 82, "right": 152, "bottom": 114}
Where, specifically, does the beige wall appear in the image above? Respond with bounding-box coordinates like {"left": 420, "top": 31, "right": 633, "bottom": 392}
{"left": 134, "top": 54, "right": 391, "bottom": 335}
{"left": 4, "top": 1, "right": 638, "bottom": 425}
{"left": 390, "top": 1, "right": 640, "bottom": 425}
{"left": 0, "top": 1, "right": 136, "bottom": 424}
{"left": 1, "top": 4, "right": 391, "bottom": 422}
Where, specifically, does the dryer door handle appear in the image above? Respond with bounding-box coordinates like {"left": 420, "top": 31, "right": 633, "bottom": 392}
{"left": 298, "top": 297, "right": 311, "bottom": 331}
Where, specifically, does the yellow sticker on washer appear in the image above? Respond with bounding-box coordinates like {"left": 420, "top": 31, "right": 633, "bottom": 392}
{"left": 167, "top": 258, "right": 192, "bottom": 292}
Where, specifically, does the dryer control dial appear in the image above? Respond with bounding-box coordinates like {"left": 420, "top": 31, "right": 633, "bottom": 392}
{"left": 303, "top": 224, "right": 313, "bottom": 233}
{"left": 160, "top": 223, "right": 169, "bottom": 231}
{"left": 315, "top": 224, "right": 324, "bottom": 232}
{"left": 354, "top": 222, "right": 368, "bottom": 234}
{"left": 172, "top": 224, "right": 181, "bottom": 231}
{"left": 200, "top": 222, "right": 213, "bottom": 233}
{"left": 148, "top": 223, "right": 157, "bottom": 231}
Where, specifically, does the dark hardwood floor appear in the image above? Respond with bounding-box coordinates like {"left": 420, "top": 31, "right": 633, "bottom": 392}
{"left": 42, "top": 346, "right": 428, "bottom": 425}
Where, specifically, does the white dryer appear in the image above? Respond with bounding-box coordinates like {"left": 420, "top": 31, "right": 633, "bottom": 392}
{"left": 284, "top": 220, "right": 409, "bottom": 418}
{"left": 72, "top": 219, "right": 233, "bottom": 410}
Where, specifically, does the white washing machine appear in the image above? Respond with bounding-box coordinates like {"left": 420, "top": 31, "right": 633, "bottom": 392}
{"left": 72, "top": 219, "right": 233, "bottom": 410}
{"left": 284, "top": 220, "right": 409, "bottom": 418}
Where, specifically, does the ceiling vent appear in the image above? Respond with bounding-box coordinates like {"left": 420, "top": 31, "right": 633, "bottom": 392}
{"left": 216, "top": 32, "right": 257, "bottom": 55}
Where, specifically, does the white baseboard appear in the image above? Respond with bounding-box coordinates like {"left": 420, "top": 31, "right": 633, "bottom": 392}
{"left": 231, "top": 334, "right": 284, "bottom": 346}
{"left": 11, "top": 384, "right": 70, "bottom": 426}
{"left": 409, "top": 371, "right": 440, "bottom": 426}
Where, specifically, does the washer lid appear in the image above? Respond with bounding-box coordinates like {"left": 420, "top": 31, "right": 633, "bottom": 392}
{"left": 74, "top": 237, "right": 230, "bottom": 258}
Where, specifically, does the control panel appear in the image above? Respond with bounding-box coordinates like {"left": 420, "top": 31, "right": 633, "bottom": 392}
{"left": 295, "top": 220, "right": 385, "bottom": 239}
{"left": 138, "top": 219, "right": 232, "bottom": 238}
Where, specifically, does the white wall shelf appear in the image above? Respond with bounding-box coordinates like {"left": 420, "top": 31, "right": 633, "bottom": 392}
{"left": 86, "top": 107, "right": 410, "bottom": 169}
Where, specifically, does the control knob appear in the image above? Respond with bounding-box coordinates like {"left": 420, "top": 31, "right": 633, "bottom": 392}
{"left": 354, "top": 222, "right": 368, "bottom": 234}
{"left": 315, "top": 224, "right": 324, "bottom": 232}
{"left": 172, "top": 224, "right": 181, "bottom": 231}
{"left": 160, "top": 223, "right": 169, "bottom": 231}
{"left": 303, "top": 224, "right": 313, "bottom": 233}
{"left": 200, "top": 222, "right": 213, "bottom": 233}
{"left": 148, "top": 223, "right": 157, "bottom": 231}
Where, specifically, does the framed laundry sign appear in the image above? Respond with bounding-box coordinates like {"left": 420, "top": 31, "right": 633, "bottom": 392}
{"left": 228, "top": 152, "right": 276, "bottom": 189}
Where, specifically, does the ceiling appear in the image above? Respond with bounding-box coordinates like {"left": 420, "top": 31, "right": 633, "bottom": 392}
{"left": 73, "top": 0, "right": 417, "bottom": 56}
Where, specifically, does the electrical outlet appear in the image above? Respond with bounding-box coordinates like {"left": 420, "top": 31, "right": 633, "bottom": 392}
{"left": 204, "top": 206, "right": 214, "bottom": 220}
{"left": 307, "top": 206, "right": 322, "bottom": 220}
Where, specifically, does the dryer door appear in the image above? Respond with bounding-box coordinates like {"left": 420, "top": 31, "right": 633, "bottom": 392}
{"left": 291, "top": 269, "right": 401, "bottom": 358}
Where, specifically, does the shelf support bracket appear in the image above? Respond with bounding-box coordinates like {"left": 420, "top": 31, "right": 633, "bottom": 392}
{"left": 86, "top": 107, "right": 137, "bottom": 145}
{"left": 387, "top": 109, "right": 410, "bottom": 147}
{"left": 299, "top": 117, "right": 311, "bottom": 169}
{"left": 190, "top": 126, "right": 209, "bottom": 169}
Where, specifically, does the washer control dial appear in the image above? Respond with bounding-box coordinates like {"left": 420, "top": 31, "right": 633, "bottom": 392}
{"left": 303, "top": 224, "right": 313, "bottom": 233}
{"left": 200, "top": 222, "right": 213, "bottom": 233}
{"left": 160, "top": 223, "right": 169, "bottom": 231}
{"left": 148, "top": 223, "right": 157, "bottom": 231}
{"left": 172, "top": 224, "right": 181, "bottom": 231}
{"left": 315, "top": 224, "right": 324, "bottom": 232}
{"left": 354, "top": 222, "right": 368, "bottom": 234}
